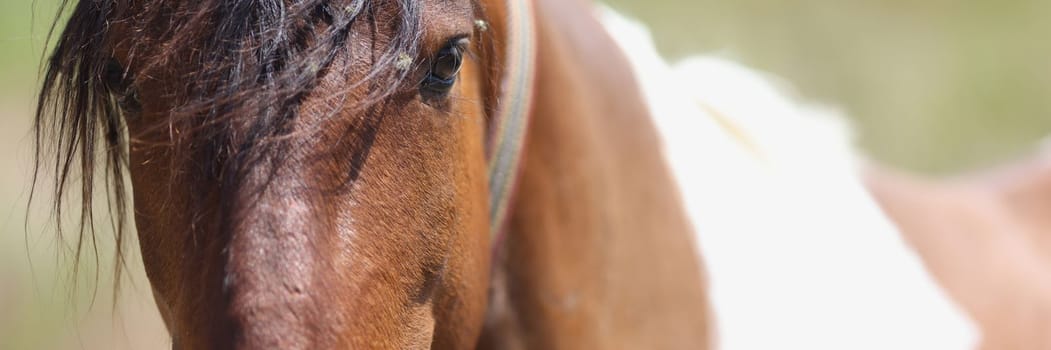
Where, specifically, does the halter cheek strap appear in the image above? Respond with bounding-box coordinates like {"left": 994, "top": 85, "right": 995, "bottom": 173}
{"left": 487, "top": 0, "right": 537, "bottom": 244}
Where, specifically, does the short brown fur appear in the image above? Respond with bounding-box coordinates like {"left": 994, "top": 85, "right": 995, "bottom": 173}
{"left": 35, "top": 0, "right": 713, "bottom": 348}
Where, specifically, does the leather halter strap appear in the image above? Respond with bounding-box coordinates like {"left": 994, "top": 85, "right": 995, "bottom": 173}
{"left": 487, "top": 0, "right": 537, "bottom": 242}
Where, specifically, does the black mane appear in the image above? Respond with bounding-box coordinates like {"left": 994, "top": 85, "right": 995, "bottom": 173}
{"left": 33, "top": 0, "right": 425, "bottom": 285}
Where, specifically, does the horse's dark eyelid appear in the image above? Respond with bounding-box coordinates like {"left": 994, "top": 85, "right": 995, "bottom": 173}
{"left": 420, "top": 37, "right": 468, "bottom": 97}
{"left": 422, "top": 75, "right": 456, "bottom": 96}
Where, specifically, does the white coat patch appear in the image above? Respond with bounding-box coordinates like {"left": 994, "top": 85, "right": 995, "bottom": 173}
{"left": 600, "top": 8, "right": 978, "bottom": 350}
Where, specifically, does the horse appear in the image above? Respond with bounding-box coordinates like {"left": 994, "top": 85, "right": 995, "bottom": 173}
{"left": 34, "top": 0, "right": 1051, "bottom": 348}
{"left": 607, "top": 9, "right": 1051, "bottom": 348}
{"left": 35, "top": 0, "right": 710, "bottom": 348}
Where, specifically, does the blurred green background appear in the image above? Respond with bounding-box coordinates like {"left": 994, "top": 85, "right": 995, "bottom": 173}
{"left": 607, "top": 0, "right": 1051, "bottom": 173}
{"left": 3, "top": 0, "right": 1049, "bottom": 349}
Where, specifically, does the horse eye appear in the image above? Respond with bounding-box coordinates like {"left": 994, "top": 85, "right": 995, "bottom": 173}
{"left": 421, "top": 37, "right": 469, "bottom": 97}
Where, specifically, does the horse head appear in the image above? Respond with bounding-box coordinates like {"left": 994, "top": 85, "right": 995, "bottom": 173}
{"left": 36, "top": 0, "right": 532, "bottom": 348}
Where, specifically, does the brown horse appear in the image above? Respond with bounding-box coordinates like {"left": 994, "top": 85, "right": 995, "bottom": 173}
{"left": 37, "top": 0, "right": 1051, "bottom": 348}
{"left": 35, "top": 0, "right": 710, "bottom": 348}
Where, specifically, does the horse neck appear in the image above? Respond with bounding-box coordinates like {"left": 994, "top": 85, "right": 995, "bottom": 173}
{"left": 480, "top": 1, "right": 712, "bottom": 348}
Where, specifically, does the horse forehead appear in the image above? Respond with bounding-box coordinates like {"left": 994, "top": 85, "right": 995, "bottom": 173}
{"left": 422, "top": 0, "right": 476, "bottom": 23}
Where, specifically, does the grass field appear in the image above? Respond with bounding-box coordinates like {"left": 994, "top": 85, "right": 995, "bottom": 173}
{"left": 605, "top": 0, "right": 1051, "bottom": 173}
{"left": 3, "top": 0, "right": 1049, "bottom": 349}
